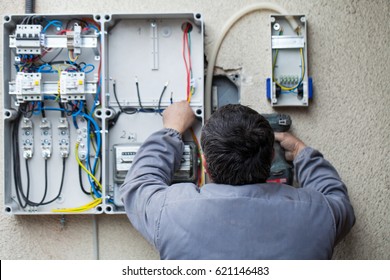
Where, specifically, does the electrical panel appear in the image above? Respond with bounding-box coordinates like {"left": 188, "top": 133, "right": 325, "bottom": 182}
{"left": 2, "top": 13, "right": 204, "bottom": 215}
{"left": 266, "top": 15, "right": 313, "bottom": 106}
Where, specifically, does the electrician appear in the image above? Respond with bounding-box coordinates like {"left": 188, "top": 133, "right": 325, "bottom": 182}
{"left": 120, "top": 101, "right": 355, "bottom": 259}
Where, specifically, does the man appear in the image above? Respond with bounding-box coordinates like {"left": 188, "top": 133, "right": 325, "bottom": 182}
{"left": 120, "top": 101, "right": 355, "bottom": 259}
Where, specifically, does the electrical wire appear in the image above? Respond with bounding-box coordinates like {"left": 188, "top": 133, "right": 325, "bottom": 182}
{"left": 13, "top": 121, "right": 66, "bottom": 208}
{"left": 204, "top": 3, "right": 300, "bottom": 119}
{"left": 157, "top": 82, "right": 168, "bottom": 116}
{"left": 51, "top": 197, "right": 102, "bottom": 213}
{"left": 182, "top": 23, "right": 194, "bottom": 102}
{"left": 12, "top": 114, "right": 30, "bottom": 209}
{"left": 42, "top": 20, "right": 63, "bottom": 33}
{"left": 81, "top": 112, "right": 101, "bottom": 196}
{"left": 135, "top": 78, "right": 155, "bottom": 113}
{"left": 79, "top": 165, "right": 92, "bottom": 195}
{"left": 75, "top": 142, "right": 102, "bottom": 194}
{"left": 274, "top": 48, "right": 305, "bottom": 91}
{"left": 112, "top": 81, "right": 137, "bottom": 115}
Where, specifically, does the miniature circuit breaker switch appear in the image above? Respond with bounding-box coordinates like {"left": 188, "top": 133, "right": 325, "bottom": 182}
{"left": 266, "top": 15, "right": 313, "bottom": 106}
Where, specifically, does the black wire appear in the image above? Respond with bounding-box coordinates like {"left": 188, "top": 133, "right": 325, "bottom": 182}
{"left": 19, "top": 103, "right": 34, "bottom": 118}
{"left": 36, "top": 159, "right": 48, "bottom": 206}
{"left": 12, "top": 109, "right": 65, "bottom": 207}
{"left": 17, "top": 157, "right": 60, "bottom": 207}
{"left": 79, "top": 165, "right": 91, "bottom": 195}
{"left": 39, "top": 49, "right": 63, "bottom": 64}
{"left": 39, "top": 158, "right": 66, "bottom": 205}
{"left": 12, "top": 114, "right": 29, "bottom": 209}
{"left": 157, "top": 85, "right": 168, "bottom": 116}
{"left": 135, "top": 81, "right": 155, "bottom": 113}
{"left": 112, "top": 82, "right": 137, "bottom": 114}
{"left": 135, "top": 81, "right": 143, "bottom": 109}
{"left": 41, "top": 102, "right": 46, "bottom": 118}
{"left": 58, "top": 102, "right": 66, "bottom": 117}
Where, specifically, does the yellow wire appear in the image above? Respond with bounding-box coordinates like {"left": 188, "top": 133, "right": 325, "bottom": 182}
{"left": 51, "top": 143, "right": 103, "bottom": 213}
{"left": 52, "top": 198, "right": 102, "bottom": 213}
{"left": 75, "top": 142, "right": 102, "bottom": 191}
{"left": 89, "top": 133, "right": 100, "bottom": 175}
{"left": 68, "top": 50, "right": 79, "bottom": 62}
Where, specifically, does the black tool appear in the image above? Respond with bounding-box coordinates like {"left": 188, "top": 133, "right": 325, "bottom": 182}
{"left": 262, "top": 114, "right": 293, "bottom": 185}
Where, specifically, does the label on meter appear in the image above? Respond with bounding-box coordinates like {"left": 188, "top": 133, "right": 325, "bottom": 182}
{"left": 114, "top": 143, "right": 198, "bottom": 184}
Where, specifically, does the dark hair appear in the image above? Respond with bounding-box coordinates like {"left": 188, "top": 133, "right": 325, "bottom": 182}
{"left": 201, "top": 104, "right": 274, "bottom": 185}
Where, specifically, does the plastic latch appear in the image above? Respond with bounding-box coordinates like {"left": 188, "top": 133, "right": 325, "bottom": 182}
{"left": 266, "top": 78, "right": 271, "bottom": 100}
{"left": 308, "top": 77, "right": 313, "bottom": 99}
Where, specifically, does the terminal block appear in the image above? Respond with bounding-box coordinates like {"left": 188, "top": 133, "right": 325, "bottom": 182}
{"left": 60, "top": 72, "right": 86, "bottom": 102}
{"left": 69, "top": 24, "right": 82, "bottom": 55}
{"left": 39, "top": 118, "right": 52, "bottom": 159}
{"left": 14, "top": 24, "right": 42, "bottom": 55}
{"left": 13, "top": 72, "right": 42, "bottom": 103}
{"left": 58, "top": 118, "right": 70, "bottom": 158}
{"left": 21, "top": 118, "right": 34, "bottom": 159}
{"left": 76, "top": 117, "right": 88, "bottom": 161}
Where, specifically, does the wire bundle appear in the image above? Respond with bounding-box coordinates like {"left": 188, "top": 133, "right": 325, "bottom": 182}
{"left": 181, "top": 23, "right": 204, "bottom": 186}
{"left": 182, "top": 23, "right": 194, "bottom": 102}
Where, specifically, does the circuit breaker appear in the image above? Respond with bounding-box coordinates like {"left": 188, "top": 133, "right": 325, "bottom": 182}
{"left": 266, "top": 15, "right": 313, "bottom": 106}
{"left": 2, "top": 13, "right": 204, "bottom": 215}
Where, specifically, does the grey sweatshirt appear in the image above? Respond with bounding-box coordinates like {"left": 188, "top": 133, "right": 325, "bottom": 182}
{"left": 120, "top": 128, "right": 355, "bottom": 259}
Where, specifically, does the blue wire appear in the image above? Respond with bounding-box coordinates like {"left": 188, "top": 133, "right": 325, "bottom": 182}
{"left": 43, "top": 95, "right": 57, "bottom": 100}
{"left": 87, "top": 24, "right": 100, "bottom": 34}
{"left": 72, "top": 101, "right": 84, "bottom": 117}
{"left": 42, "top": 20, "right": 63, "bottom": 33}
{"left": 38, "top": 64, "right": 53, "bottom": 73}
{"left": 81, "top": 64, "right": 95, "bottom": 74}
{"left": 80, "top": 112, "right": 101, "bottom": 198}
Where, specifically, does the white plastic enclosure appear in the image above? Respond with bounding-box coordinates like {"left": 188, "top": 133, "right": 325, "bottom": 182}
{"left": 2, "top": 13, "right": 204, "bottom": 215}
{"left": 267, "top": 15, "right": 311, "bottom": 106}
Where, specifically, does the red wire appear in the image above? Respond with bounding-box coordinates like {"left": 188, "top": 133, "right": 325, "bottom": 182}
{"left": 82, "top": 18, "right": 101, "bottom": 31}
{"left": 182, "top": 26, "right": 190, "bottom": 100}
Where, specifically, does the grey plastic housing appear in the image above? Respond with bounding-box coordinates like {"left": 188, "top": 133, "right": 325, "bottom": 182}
{"left": 269, "top": 15, "right": 309, "bottom": 106}
{"left": 2, "top": 13, "right": 204, "bottom": 215}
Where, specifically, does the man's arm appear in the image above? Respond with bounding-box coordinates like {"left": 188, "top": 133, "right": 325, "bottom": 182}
{"left": 275, "top": 132, "right": 355, "bottom": 244}
{"left": 119, "top": 101, "right": 195, "bottom": 247}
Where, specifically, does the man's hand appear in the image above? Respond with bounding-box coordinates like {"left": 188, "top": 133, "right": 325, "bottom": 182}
{"left": 275, "top": 132, "right": 306, "bottom": 161}
{"left": 163, "top": 101, "right": 195, "bottom": 134}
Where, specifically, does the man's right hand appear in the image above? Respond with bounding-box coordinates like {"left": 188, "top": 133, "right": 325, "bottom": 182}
{"left": 275, "top": 132, "right": 306, "bottom": 161}
{"left": 163, "top": 101, "right": 195, "bottom": 135}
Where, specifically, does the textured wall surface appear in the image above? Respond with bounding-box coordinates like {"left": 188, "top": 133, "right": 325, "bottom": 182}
{"left": 0, "top": 0, "right": 389, "bottom": 260}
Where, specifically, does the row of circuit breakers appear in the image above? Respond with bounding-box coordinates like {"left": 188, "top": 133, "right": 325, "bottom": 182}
{"left": 2, "top": 13, "right": 310, "bottom": 215}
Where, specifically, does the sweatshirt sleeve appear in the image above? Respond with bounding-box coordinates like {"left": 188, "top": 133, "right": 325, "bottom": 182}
{"left": 119, "top": 128, "right": 184, "bottom": 247}
{"left": 294, "top": 147, "right": 356, "bottom": 243}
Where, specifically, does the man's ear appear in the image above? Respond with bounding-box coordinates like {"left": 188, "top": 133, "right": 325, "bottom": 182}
{"left": 201, "top": 153, "right": 209, "bottom": 175}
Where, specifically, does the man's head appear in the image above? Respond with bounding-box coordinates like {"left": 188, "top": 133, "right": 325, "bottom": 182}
{"left": 201, "top": 104, "right": 274, "bottom": 185}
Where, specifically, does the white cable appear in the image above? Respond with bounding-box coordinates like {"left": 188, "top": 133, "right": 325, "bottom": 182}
{"left": 204, "top": 2, "right": 299, "bottom": 118}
